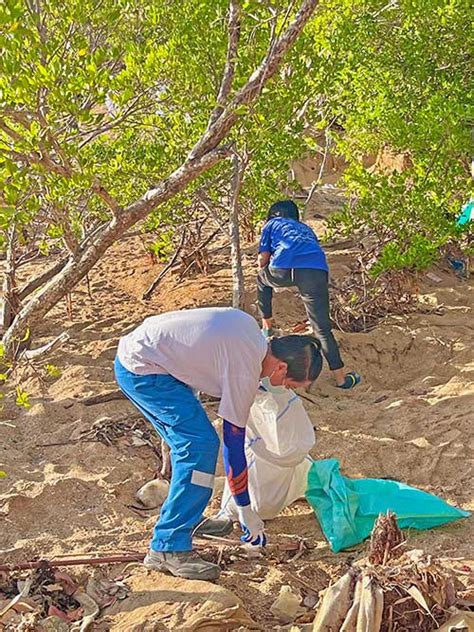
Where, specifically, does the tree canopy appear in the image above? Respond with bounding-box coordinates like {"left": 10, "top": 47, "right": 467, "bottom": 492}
{"left": 305, "top": 0, "right": 472, "bottom": 271}
{"left": 0, "top": 0, "right": 471, "bottom": 361}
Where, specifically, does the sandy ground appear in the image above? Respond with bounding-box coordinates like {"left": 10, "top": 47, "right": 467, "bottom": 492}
{"left": 0, "top": 204, "right": 472, "bottom": 629}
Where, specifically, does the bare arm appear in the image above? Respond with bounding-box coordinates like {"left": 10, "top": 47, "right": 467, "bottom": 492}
{"left": 258, "top": 251, "right": 270, "bottom": 269}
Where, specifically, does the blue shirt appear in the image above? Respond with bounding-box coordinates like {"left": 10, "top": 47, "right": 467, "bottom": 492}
{"left": 259, "top": 217, "right": 328, "bottom": 271}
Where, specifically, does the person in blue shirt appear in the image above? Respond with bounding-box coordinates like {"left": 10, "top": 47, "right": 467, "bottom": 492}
{"left": 258, "top": 199, "right": 360, "bottom": 390}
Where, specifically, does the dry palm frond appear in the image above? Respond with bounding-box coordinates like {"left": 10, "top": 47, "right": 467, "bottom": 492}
{"left": 313, "top": 513, "right": 458, "bottom": 632}
{"left": 369, "top": 511, "right": 404, "bottom": 565}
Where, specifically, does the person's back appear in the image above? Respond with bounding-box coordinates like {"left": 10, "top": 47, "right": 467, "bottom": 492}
{"left": 257, "top": 199, "right": 360, "bottom": 391}
{"left": 260, "top": 216, "right": 328, "bottom": 271}
{"left": 117, "top": 306, "right": 268, "bottom": 427}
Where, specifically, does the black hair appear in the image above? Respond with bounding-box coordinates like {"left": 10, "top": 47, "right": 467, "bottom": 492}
{"left": 267, "top": 199, "right": 300, "bottom": 222}
{"left": 270, "top": 335, "right": 323, "bottom": 383}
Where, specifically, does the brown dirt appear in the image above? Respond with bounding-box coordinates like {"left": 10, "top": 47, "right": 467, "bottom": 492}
{"left": 1, "top": 199, "right": 472, "bottom": 629}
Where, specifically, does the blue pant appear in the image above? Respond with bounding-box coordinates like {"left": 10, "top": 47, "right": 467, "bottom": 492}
{"left": 114, "top": 357, "right": 220, "bottom": 552}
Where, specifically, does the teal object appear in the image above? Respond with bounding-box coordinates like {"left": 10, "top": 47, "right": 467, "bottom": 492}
{"left": 457, "top": 200, "right": 473, "bottom": 226}
{"left": 305, "top": 459, "right": 470, "bottom": 553}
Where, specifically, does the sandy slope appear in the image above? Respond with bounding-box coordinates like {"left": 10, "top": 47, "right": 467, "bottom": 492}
{"left": 0, "top": 222, "right": 472, "bottom": 629}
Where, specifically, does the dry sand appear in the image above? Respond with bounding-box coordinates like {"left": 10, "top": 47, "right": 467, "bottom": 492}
{"left": 1, "top": 210, "right": 472, "bottom": 629}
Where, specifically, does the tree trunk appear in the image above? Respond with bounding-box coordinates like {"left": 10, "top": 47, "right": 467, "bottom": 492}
{"left": 229, "top": 153, "right": 245, "bottom": 309}
{"left": 188, "top": 0, "right": 319, "bottom": 161}
{"left": 0, "top": 226, "right": 18, "bottom": 334}
{"left": 2, "top": 149, "right": 229, "bottom": 357}
{"left": 18, "top": 256, "right": 68, "bottom": 301}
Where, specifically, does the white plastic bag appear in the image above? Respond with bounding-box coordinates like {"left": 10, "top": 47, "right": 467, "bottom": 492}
{"left": 220, "top": 387, "right": 315, "bottom": 520}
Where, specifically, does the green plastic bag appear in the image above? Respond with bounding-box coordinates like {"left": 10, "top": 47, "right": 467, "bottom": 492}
{"left": 305, "top": 459, "right": 470, "bottom": 553}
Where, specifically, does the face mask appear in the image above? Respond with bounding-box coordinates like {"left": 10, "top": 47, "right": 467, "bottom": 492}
{"left": 260, "top": 374, "right": 287, "bottom": 395}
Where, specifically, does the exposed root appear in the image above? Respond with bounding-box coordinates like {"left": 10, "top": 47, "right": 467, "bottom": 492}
{"left": 330, "top": 265, "right": 419, "bottom": 333}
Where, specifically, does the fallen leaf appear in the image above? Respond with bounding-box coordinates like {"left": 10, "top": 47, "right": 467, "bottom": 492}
{"left": 54, "top": 571, "right": 79, "bottom": 595}
{"left": 48, "top": 605, "right": 71, "bottom": 622}
{"left": 406, "top": 585, "right": 431, "bottom": 614}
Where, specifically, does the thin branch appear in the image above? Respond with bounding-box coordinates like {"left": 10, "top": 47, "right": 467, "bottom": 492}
{"left": 4, "top": 148, "right": 71, "bottom": 177}
{"left": 142, "top": 230, "right": 187, "bottom": 300}
{"left": 18, "top": 257, "right": 68, "bottom": 301}
{"left": 36, "top": 110, "right": 73, "bottom": 175}
{"left": 181, "top": 228, "right": 220, "bottom": 264}
{"left": 197, "top": 195, "right": 229, "bottom": 235}
{"left": 21, "top": 332, "right": 70, "bottom": 360}
{"left": 208, "top": 0, "right": 241, "bottom": 128}
{"left": 0, "top": 119, "right": 24, "bottom": 143}
{"left": 76, "top": 92, "right": 156, "bottom": 148}
{"left": 1, "top": 109, "right": 34, "bottom": 129}
{"left": 91, "top": 178, "right": 121, "bottom": 216}
{"left": 1, "top": 225, "right": 18, "bottom": 333}
{"left": 49, "top": 204, "right": 79, "bottom": 254}
{"left": 304, "top": 121, "right": 335, "bottom": 212}
{"left": 78, "top": 221, "right": 108, "bottom": 253}
{"left": 178, "top": 228, "right": 220, "bottom": 280}
{"left": 189, "top": 0, "right": 319, "bottom": 160}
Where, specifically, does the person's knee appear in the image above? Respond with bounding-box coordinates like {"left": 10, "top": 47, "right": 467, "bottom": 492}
{"left": 307, "top": 314, "right": 331, "bottom": 337}
{"left": 315, "top": 321, "right": 333, "bottom": 337}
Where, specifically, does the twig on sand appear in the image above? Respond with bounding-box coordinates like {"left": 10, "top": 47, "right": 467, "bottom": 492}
{"left": 142, "top": 230, "right": 187, "bottom": 301}
{"left": 285, "top": 571, "right": 319, "bottom": 594}
{"left": 21, "top": 332, "right": 70, "bottom": 361}
{"left": 0, "top": 555, "right": 146, "bottom": 572}
{"left": 37, "top": 439, "right": 98, "bottom": 448}
{"left": 288, "top": 539, "right": 307, "bottom": 563}
{"left": 79, "top": 390, "right": 127, "bottom": 406}
{"left": 0, "top": 577, "right": 33, "bottom": 617}
{"left": 298, "top": 392, "right": 320, "bottom": 406}
{"left": 0, "top": 538, "right": 303, "bottom": 573}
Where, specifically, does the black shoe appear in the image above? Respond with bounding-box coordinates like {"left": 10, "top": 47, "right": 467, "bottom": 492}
{"left": 193, "top": 517, "right": 234, "bottom": 537}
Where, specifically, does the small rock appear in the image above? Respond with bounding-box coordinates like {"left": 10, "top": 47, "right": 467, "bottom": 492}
{"left": 136, "top": 479, "right": 170, "bottom": 508}
{"left": 302, "top": 591, "right": 318, "bottom": 609}
{"left": 130, "top": 434, "right": 148, "bottom": 447}
{"left": 270, "top": 585, "right": 303, "bottom": 624}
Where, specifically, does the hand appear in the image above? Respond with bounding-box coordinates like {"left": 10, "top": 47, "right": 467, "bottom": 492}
{"left": 237, "top": 505, "right": 266, "bottom": 546}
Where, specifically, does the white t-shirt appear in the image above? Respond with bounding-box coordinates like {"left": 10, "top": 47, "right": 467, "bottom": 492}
{"left": 117, "top": 307, "right": 268, "bottom": 428}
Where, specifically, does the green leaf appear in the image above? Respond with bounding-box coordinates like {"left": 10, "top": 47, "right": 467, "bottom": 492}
{"left": 45, "top": 364, "right": 61, "bottom": 378}
{"left": 15, "top": 386, "right": 30, "bottom": 409}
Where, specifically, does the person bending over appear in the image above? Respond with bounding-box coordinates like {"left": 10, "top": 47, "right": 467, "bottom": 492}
{"left": 115, "top": 306, "right": 323, "bottom": 581}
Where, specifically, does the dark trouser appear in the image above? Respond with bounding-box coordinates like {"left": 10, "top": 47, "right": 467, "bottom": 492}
{"left": 257, "top": 267, "right": 344, "bottom": 371}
